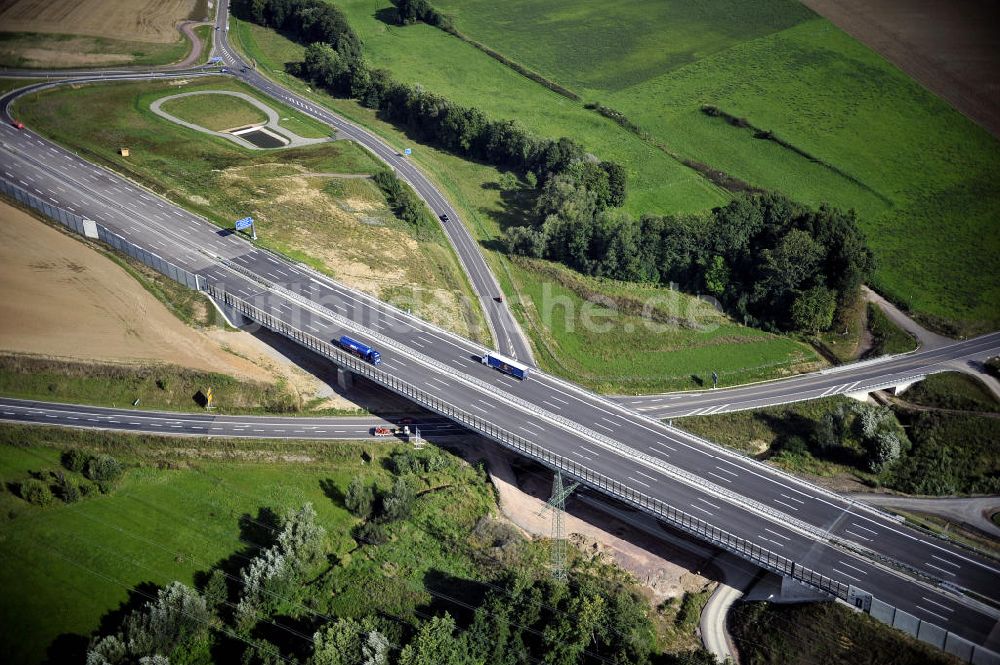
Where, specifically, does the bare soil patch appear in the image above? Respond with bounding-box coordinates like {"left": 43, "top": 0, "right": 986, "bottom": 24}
{"left": 802, "top": 0, "right": 1000, "bottom": 137}
{"left": 0, "top": 0, "right": 197, "bottom": 43}
{"left": 0, "top": 202, "right": 262, "bottom": 377}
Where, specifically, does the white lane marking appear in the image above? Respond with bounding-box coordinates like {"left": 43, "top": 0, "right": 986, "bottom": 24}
{"left": 691, "top": 503, "right": 713, "bottom": 516}
{"left": 845, "top": 529, "right": 872, "bottom": 542}
{"left": 469, "top": 403, "right": 488, "bottom": 414}
{"left": 628, "top": 476, "right": 651, "bottom": 488}
{"left": 915, "top": 606, "right": 951, "bottom": 623}
{"left": 697, "top": 497, "right": 721, "bottom": 510}
{"left": 925, "top": 563, "right": 957, "bottom": 577}
{"left": 779, "top": 493, "right": 805, "bottom": 504}
{"left": 541, "top": 399, "right": 563, "bottom": 410}
{"left": 851, "top": 523, "right": 878, "bottom": 535}
{"left": 764, "top": 527, "right": 790, "bottom": 541}
{"left": 593, "top": 422, "right": 614, "bottom": 432}
{"left": 634, "top": 470, "right": 658, "bottom": 483}
{"left": 837, "top": 560, "right": 869, "bottom": 575}
{"left": 571, "top": 450, "right": 593, "bottom": 461}
{"left": 758, "top": 535, "right": 784, "bottom": 547}
{"left": 930, "top": 554, "right": 960, "bottom": 569}
{"left": 599, "top": 416, "right": 621, "bottom": 425}
{"left": 650, "top": 444, "right": 673, "bottom": 457}
{"left": 831, "top": 567, "right": 860, "bottom": 582}
{"left": 714, "top": 465, "right": 738, "bottom": 477}
{"left": 546, "top": 394, "right": 568, "bottom": 405}
{"left": 920, "top": 596, "right": 954, "bottom": 613}
{"left": 578, "top": 445, "right": 601, "bottom": 457}
{"left": 773, "top": 499, "right": 799, "bottom": 511}
{"left": 707, "top": 471, "right": 732, "bottom": 483}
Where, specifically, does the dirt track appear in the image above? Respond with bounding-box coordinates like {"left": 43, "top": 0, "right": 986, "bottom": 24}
{"left": 802, "top": 0, "right": 1000, "bottom": 138}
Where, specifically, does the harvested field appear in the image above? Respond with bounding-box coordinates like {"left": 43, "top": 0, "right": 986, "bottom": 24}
{"left": 802, "top": 0, "right": 1000, "bottom": 138}
{"left": 0, "top": 0, "right": 197, "bottom": 43}
{"left": 0, "top": 201, "right": 266, "bottom": 376}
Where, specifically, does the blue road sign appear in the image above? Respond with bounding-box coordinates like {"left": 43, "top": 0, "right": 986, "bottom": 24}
{"left": 235, "top": 216, "right": 254, "bottom": 231}
{"left": 404, "top": 148, "right": 412, "bottom": 156}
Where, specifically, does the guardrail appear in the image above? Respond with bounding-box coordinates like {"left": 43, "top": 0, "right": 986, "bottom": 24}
{"left": 206, "top": 283, "right": 852, "bottom": 601}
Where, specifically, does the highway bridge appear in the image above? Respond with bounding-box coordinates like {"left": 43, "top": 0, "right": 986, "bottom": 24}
{"left": 0, "top": 6, "right": 998, "bottom": 661}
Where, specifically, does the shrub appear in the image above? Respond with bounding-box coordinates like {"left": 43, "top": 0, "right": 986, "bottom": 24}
{"left": 353, "top": 520, "right": 390, "bottom": 545}
{"left": 19, "top": 478, "right": 53, "bottom": 506}
{"left": 84, "top": 455, "right": 123, "bottom": 483}
{"left": 62, "top": 448, "right": 88, "bottom": 473}
{"left": 345, "top": 477, "right": 374, "bottom": 519}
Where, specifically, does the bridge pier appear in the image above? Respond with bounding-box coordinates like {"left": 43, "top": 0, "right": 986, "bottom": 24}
{"left": 337, "top": 367, "right": 354, "bottom": 390}
{"left": 891, "top": 379, "right": 918, "bottom": 396}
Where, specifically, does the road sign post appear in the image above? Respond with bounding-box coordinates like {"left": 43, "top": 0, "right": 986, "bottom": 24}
{"left": 404, "top": 148, "right": 412, "bottom": 156}
{"left": 235, "top": 216, "right": 256, "bottom": 240}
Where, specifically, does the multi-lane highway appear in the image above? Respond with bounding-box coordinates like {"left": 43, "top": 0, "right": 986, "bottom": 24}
{"left": 1, "top": 89, "right": 997, "bottom": 655}
{"left": 1, "top": 6, "right": 998, "bottom": 658}
{"left": 619, "top": 333, "right": 1000, "bottom": 418}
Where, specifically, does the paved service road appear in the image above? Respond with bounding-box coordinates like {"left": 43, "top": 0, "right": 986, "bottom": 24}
{"left": 0, "top": 397, "right": 465, "bottom": 439}
{"left": 1, "top": 109, "right": 997, "bottom": 654}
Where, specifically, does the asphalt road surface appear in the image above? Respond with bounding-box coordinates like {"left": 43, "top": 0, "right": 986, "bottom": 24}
{"left": 0, "top": 397, "right": 465, "bottom": 439}
{"left": 0, "top": 109, "right": 996, "bottom": 652}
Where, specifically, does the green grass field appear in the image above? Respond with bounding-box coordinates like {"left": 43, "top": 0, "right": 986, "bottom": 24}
{"left": 394, "top": 0, "right": 1000, "bottom": 334}
{"left": 0, "top": 425, "right": 436, "bottom": 664}
{"left": 903, "top": 372, "right": 999, "bottom": 413}
{"left": 160, "top": 92, "right": 268, "bottom": 131}
{"left": 13, "top": 77, "right": 487, "bottom": 341}
{"left": 319, "top": 4, "right": 727, "bottom": 218}
{"left": 510, "top": 258, "right": 821, "bottom": 393}
{"left": 231, "top": 19, "right": 825, "bottom": 393}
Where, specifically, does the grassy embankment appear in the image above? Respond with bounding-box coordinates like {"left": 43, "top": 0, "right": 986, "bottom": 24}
{"left": 0, "top": 424, "right": 704, "bottom": 664}
{"left": 161, "top": 92, "right": 268, "bottom": 131}
{"left": 681, "top": 373, "right": 1000, "bottom": 495}
{"left": 231, "top": 18, "right": 821, "bottom": 393}
{"left": 0, "top": 354, "right": 305, "bottom": 414}
{"left": 902, "top": 372, "right": 999, "bottom": 413}
{"left": 730, "top": 601, "right": 959, "bottom": 665}
{"left": 13, "top": 77, "right": 488, "bottom": 342}
{"left": 429, "top": 0, "right": 1000, "bottom": 336}
{"left": 866, "top": 302, "right": 919, "bottom": 356}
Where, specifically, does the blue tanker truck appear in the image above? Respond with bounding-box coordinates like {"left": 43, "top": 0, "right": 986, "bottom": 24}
{"left": 339, "top": 335, "right": 382, "bottom": 365}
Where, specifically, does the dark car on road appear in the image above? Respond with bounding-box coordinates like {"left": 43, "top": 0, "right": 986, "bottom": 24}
{"left": 439, "top": 213, "right": 449, "bottom": 222}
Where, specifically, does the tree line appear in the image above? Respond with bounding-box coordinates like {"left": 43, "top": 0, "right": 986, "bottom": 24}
{"left": 232, "top": 0, "right": 626, "bottom": 210}
{"left": 232, "top": 0, "right": 873, "bottom": 336}
{"left": 507, "top": 190, "right": 874, "bottom": 333}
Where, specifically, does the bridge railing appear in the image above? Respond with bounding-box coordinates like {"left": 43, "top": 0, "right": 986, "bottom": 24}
{"left": 207, "top": 283, "right": 851, "bottom": 602}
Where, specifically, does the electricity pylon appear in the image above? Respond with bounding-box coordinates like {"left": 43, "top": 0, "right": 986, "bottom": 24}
{"left": 538, "top": 470, "right": 579, "bottom": 581}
